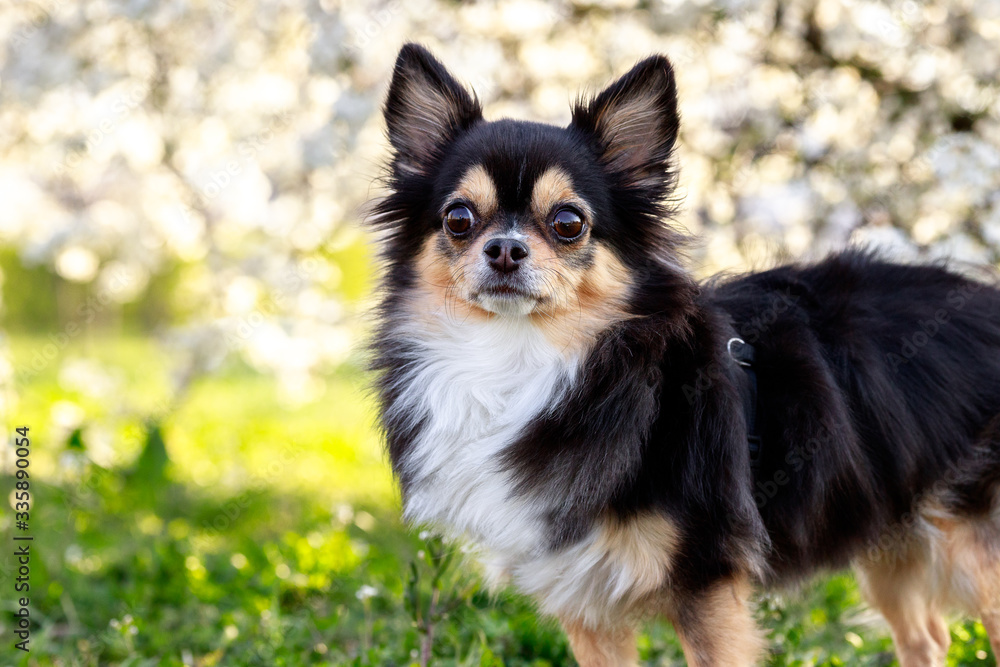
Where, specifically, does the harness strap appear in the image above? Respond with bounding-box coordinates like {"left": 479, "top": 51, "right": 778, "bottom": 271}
{"left": 727, "top": 337, "right": 762, "bottom": 472}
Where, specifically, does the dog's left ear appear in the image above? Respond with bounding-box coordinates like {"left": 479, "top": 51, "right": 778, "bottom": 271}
{"left": 571, "top": 56, "right": 679, "bottom": 191}
{"left": 384, "top": 44, "right": 482, "bottom": 175}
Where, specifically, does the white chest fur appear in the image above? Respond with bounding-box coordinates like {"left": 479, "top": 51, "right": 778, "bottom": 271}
{"left": 387, "top": 312, "right": 679, "bottom": 626}
{"left": 389, "top": 314, "right": 578, "bottom": 556}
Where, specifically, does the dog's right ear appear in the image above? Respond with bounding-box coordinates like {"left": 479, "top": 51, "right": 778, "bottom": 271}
{"left": 384, "top": 44, "right": 482, "bottom": 175}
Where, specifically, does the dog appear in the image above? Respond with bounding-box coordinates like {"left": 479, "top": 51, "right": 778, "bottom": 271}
{"left": 368, "top": 43, "right": 1000, "bottom": 666}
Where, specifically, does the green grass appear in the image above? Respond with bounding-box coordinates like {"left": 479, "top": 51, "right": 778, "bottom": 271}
{"left": 0, "top": 335, "right": 996, "bottom": 666}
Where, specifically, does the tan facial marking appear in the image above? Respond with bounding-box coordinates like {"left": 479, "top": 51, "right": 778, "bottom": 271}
{"left": 451, "top": 164, "right": 498, "bottom": 218}
{"left": 518, "top": 224, "right": 559, "bottom": 272}
{"left": 413, "top": 165, "right": 632, "bottom": 344}
{"left": 527, "top": 167, "right": 631, "bottom": 354}
{"left": 530, "top": 166, "right": 592, "bottom": 221}
{"left": 530, "top": 243, "right": 633, "bottom": 353}
{"left": 670, "top": 577, "right": 765, "bottom": 667}
{"left": 409, "top": 235, "right": 491, "bottom": 324}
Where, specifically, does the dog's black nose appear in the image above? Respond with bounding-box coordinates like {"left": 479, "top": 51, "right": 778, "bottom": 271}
{"left": 484, "top": 238, "right": 529, "bottom": 274}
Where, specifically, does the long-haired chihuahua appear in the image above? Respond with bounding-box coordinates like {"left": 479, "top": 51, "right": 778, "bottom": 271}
{"left": 369, "top": 44, "right": 1000, "bottom": 666}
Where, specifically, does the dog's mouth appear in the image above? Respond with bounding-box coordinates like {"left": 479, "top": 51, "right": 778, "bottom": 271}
{"left": 482, "top": 284, "right": 536, "bottom": 299}
{"left": 472, "top": 280, "right": 545, "bottom": 315}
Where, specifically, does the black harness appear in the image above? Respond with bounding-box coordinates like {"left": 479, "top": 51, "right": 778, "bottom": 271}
{"left": 727, "top": 337, "right": 762, "bottom": 472}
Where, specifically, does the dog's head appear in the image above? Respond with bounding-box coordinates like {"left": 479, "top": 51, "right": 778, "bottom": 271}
{"left": 374, "top": 44, "right": 684, "bottom": 330}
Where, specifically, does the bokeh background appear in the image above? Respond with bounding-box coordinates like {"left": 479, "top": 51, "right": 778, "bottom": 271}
{"left": 2, "top": 0, "right": 1000, "bottom": 665}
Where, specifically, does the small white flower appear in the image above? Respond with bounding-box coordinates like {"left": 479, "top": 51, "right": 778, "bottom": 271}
{"left": 418, "top": 530, "right": 431, "bottom": 541}
{"left": 65, "top": 545, "right": 83, "bottom": 564}
{"left": 355, "top": 585, "right": 378, "bottom": 601}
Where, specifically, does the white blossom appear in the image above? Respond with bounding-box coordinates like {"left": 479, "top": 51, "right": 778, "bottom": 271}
{"left": 355, "top": 585, "right": 378, "bottom": 601}
{"left": 2, "top": 0, "right": 999, "bottom": 398}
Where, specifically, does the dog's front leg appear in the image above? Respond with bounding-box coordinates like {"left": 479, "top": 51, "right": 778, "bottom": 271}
{"left": 670, "top": 577, "right": 765, "bottom": 667}
{"left": 560, "top": 618, "right": 638, "bottom": 667}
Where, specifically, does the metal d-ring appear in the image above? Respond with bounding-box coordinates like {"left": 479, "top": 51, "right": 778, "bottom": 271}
{"left": 727, "top": 337, "right": 751, "bottom": 367}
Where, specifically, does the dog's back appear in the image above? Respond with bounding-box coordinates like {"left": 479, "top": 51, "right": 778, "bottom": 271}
{"left": 710, "top": 251, "right": 1000, "bottom": 662}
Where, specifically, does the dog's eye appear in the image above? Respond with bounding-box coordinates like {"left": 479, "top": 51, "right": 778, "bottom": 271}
{"left": 552, "top": 208, "right": 584, "bottom": 240}
{"left": 444, "top": 205, "right": 474, "bottom": 235}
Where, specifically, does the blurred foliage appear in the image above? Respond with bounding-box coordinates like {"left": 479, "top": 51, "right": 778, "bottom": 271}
{"left": 3, "top": 0, "right": 1000, "bottom": 664}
